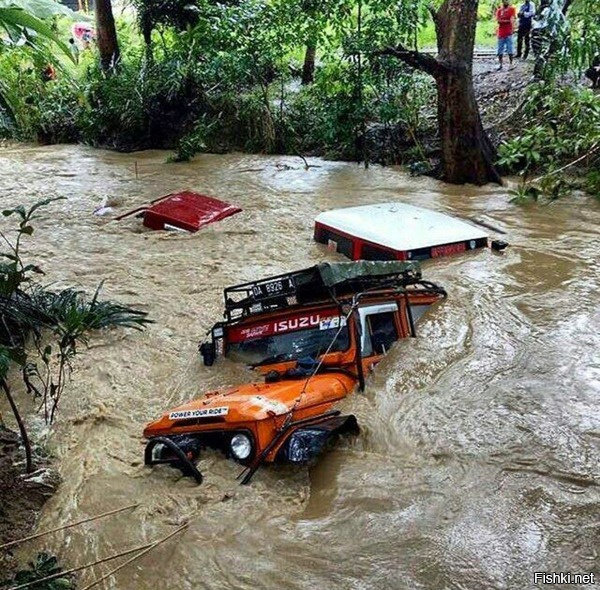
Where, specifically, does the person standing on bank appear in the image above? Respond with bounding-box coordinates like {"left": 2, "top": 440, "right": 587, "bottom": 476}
{"left": 496, "top": 0, "right": 517, "bottom": 70}
{"left": 516, "top": 0, "right": 536, "bottom": 59}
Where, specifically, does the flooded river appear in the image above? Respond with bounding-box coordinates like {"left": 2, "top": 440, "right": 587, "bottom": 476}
{"left": 1, "top": 144, "right": 599, "bottom": 589}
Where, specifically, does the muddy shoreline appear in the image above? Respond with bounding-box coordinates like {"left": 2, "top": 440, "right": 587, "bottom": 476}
{"left": 0, "top": 426, "right": 59, "bottom": 579}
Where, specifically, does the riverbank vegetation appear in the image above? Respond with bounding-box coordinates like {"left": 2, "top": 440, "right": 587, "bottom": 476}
{"left": 0, "top": 198, "right": 150, "bottom": 577}
{"left": 0, "top": 198, "right": 151, "bottom": 473}
{"left": 0, "top": 0, "right": 598, "bottom": 188}
{"left": 2, "top": 553, "right": 76, "bottom": 589}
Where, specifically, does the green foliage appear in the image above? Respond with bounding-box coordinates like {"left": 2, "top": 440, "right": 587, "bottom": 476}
{"left": 547, "top": 0, "right": 600, "bottom": 78}
{"left": 0, "top": 197, "right": 62, "bottom": 296}
{"left": 0, "top": 344, "right": 10, "bottom": 380}
{"left": 1, "top": 0, "right": 439, "bottom": 161}
{"left": 508, "top": 183, "right": 540, "bottom": 204}
{"left": 0, "top": 0, "right": 598, "bottom": 174}
{"left": 28, "top": 284, "right": 150, "bottom": 341}
{"left": 498, "top": 83, "right": 600, "bottom": 195}
{"left": 498, "top": 124, "right": 547, "bottom": 175}
{"left": 0, "top": 1, "right": 74, "bottom": 59}
{"left": 586, "top": 170, "right": 600, "bottom": 198}
{"left": 2, "top": 552, "right": 75, "bottom": 590}
{"left": 0, "top": 198, "right": 151, "bottom": 425}
{"left": 0, "top": 0, "right": 76, "bottom": 127}
{"left": 0, "top": 21, "right": 80, "bottom": 139}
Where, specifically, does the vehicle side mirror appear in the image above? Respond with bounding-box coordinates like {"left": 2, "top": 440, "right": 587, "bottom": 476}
{"left": 199, "top": 341, "right": 216, "bottom": 366}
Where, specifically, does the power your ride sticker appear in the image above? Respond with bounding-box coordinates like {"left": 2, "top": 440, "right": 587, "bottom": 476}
{"left": 169, "top": 406, "right": 229, "bottom": 420}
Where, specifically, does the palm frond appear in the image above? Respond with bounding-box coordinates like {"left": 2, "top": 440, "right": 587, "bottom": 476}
{"left": 27, "top": 285, "right": 152, "bottom": 339}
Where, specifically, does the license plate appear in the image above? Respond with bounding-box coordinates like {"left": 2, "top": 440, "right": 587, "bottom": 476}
{"left": 252, "top": 277, "right": 295, "bottom": 298}
{"left": 431, "top": 242, "right": 466, "bottom": 258}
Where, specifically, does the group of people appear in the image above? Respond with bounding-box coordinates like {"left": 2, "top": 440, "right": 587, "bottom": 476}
{"left": 68, "top": 23, "right": 95, "bottom": 65}
{"left": 495, "top": 0, "right": 599, "bottom": 87}
{"left": 495, "top": 0, "right": 553, "bottom": 71}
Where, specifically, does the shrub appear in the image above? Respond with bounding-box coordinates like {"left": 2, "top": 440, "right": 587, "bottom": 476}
{"left": 498, "top": 83, "right": 600, "bottom": 179}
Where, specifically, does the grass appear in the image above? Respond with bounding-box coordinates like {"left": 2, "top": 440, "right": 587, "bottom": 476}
{"left": 418, "top": 19, "right": 498, "bottom": 49}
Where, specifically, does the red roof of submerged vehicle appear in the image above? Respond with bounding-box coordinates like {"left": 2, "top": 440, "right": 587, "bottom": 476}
{"left": 143, "top": 191, "right": 242, "bottom": 232}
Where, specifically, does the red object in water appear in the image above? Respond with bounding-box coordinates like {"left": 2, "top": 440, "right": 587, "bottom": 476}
{"left": 141, "top": 192, "right": 242, "bottom": 232}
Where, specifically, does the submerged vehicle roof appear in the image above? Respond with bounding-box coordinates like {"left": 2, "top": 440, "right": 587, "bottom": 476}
{"left": 315, "top": 202, "right": 488, "bottom": 251}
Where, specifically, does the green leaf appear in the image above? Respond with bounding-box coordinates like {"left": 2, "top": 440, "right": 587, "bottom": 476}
{"left": 0, "top": 7, "right": 75, "bottom": 62}
{"left": 0, "top": 0, "right": 75, "bottom": 19}
{"left": 2, "top": 205, "right": 26, "bottom": 219}
{"left": 28, "top": 196, "right": 66, "bottom": 219}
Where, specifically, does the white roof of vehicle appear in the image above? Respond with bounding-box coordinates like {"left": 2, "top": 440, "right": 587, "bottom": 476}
{"left": 315, "top": 202, "right": 487, "bottom": 251}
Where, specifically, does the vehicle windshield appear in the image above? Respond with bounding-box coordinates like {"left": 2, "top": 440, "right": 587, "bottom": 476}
{"left": 226, "top": 324, "right": 350, "bottom": 366}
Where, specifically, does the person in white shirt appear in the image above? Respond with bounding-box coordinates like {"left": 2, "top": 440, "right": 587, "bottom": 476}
{"left": 516, "top": 0, "right": 536, "bottom": 58}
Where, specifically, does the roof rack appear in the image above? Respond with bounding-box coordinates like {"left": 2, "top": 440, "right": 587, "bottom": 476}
{"left": 222, "top": 261, "right": 422, "bottom": 322}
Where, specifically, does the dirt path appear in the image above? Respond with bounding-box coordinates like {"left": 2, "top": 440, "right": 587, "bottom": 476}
{"left": 474, "top": 56, "right": 535, "bottom": 130}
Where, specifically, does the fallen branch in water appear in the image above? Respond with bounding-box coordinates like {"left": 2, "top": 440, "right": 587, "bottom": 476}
{"left": 295, "top": 153, "right": 321, "bottom": 170}
{"left": 79, "top": 523, "right": 189, "bottom": 590}
{"left": 0, "top": 503, "right": 139, "bottom": 550}
{"left": 8, "top": 542, "right": 154, "bottom": 590}
{"left": 531, "top": 143, "right": 599, "bottom": 184}
{"left": 467, "top": 217, "right": 507, "bottom": 235}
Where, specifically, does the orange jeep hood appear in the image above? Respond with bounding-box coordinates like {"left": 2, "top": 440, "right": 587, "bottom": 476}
{"left": 144, "top": 372, "right": 357, "bottom": 437}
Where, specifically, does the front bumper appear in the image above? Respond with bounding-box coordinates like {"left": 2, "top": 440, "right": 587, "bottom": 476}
{"left": 144, "top": 414, "right": 359, "bottom": 485}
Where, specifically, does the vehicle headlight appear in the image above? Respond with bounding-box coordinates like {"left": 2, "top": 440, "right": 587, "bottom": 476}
{"left": 230, "top": 433, "right": 252, "bottom": 460}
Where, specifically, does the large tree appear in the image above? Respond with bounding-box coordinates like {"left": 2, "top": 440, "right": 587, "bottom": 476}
{"left": 95, "top": 0, "right": 120, "bottom": 70}
{"left": 380, "top": 0, "right": 502, "bottom": 185}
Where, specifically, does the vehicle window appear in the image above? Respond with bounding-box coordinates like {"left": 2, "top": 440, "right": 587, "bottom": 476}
{"left": 361, "top": 243, "right": 397, "bottom": 261}
{"left": 367, "top": 312, "right": 398, "bottom": 355}
{"left": 407, "top": 247, "right": 432, "bottom": 261}
{"left": 226, "top": 325, "right": 350, "bottom": 366}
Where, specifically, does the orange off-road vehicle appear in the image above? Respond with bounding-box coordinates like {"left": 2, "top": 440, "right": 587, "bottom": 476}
{"left": 143, "top": 261, "right": 446, "bottom": 484}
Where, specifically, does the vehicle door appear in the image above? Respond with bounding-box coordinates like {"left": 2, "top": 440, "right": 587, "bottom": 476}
{"left": 358, "top": 303, "right": 403, "bottom": 366}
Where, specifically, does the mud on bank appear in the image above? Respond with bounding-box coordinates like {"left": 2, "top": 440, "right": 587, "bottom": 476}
{"left": 0, "top": 427, "right": 59, "bottom": 578}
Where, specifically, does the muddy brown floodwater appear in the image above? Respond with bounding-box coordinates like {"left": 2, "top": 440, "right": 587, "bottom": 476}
{"left": 1, "top": 144, "right": 599, "bottom": 590}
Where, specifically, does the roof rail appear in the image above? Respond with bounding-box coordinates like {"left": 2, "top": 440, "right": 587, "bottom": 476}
{"left": 222, "top": 261, "right": 422, "bottom": 322}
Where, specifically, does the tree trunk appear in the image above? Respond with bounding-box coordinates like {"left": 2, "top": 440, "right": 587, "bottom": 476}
{"left": 1, "top": 378, "right": 33, "bottom": 473}
{"left": 302, "top": 41, "right": 317, "bottom": 85}
{"left": 434, "top": 0, "right": 502, "bottom": 184}
{"left": 95, "top": 0, "right": 120, "bottom": 71}
{"left": 436, "top": 71, "right": 500, "bottom": 184}
{"left": 378, "top": 0, "right": 501, "bottom": 185}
